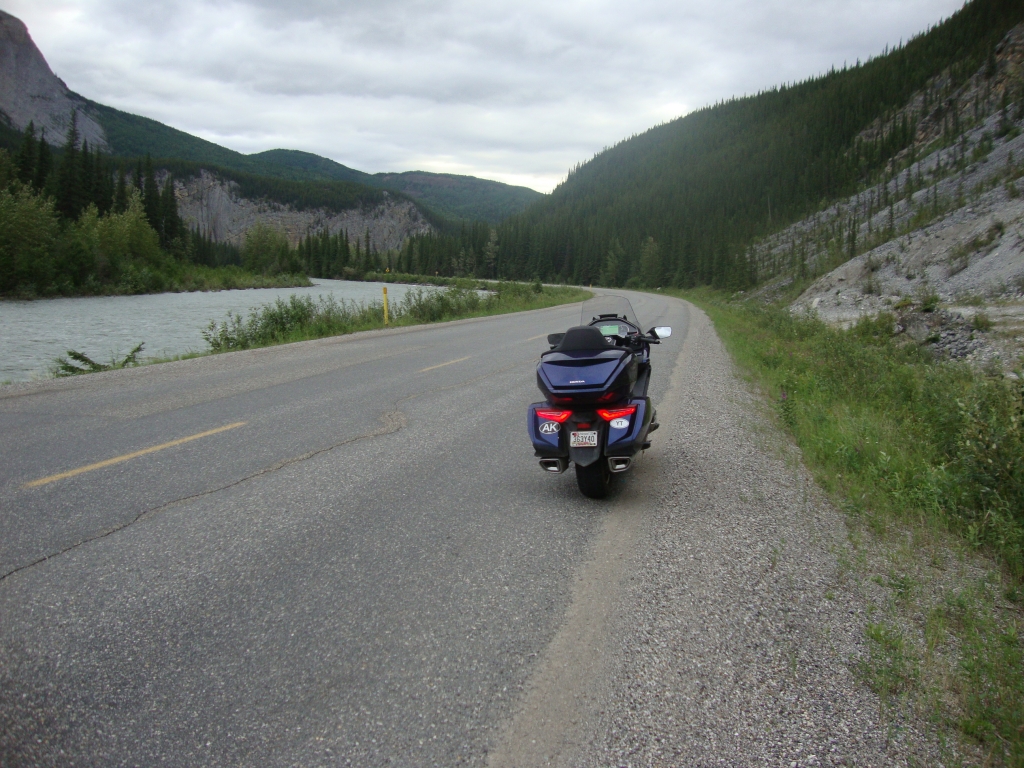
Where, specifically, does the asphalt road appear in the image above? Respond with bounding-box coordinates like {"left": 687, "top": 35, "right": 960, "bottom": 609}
{"left": 0, "top": 290, "right": 689, "bottom": 766}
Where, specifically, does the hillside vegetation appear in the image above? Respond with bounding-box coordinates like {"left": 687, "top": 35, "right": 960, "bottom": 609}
{"left": 489, "top": 0, "right": 1024, "bottom": 287}
{"left": 0, "top": 118, "right": 308, "bottom": 297}
{"left": 84, "top": 102, "right": 541, "bottom": 223}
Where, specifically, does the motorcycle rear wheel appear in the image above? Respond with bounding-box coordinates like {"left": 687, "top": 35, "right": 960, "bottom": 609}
{"left": 575, "top": 460, "right": 611, "bottom": 498}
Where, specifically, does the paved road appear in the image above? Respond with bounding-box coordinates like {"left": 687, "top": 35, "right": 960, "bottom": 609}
{"left": 0, "top": 290, "right": 689, "bottom": 766}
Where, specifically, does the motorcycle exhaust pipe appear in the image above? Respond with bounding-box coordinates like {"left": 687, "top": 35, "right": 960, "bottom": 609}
{"left": 607, "top": 457, "right": 632, "bottom": 474}
{"left": 539, "top": 458, "right": 568, "bottom": 474}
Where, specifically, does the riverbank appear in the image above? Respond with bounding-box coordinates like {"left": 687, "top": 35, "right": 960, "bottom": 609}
{"left": 0, "top": 265, "right": 312, "bottom": 301}
{"left": 202, "top": 282, "right": 588, "bottom": 351}
{"left": 0, "top": 280, "right": 440, "bottom": 383}
{"left": 0, "top": 281, "right": 590, "bottom": 384}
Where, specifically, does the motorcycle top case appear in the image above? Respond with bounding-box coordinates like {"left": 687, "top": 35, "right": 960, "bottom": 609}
{"left": 536, "top": 348, "right": 637, "bottom": 406}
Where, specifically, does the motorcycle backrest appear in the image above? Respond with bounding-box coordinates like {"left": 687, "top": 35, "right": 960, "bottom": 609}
{"left": 552, "top": 326, "right": 613, "bottom": 352}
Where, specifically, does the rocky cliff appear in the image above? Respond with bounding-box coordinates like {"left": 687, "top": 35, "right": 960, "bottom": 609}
{"left": 174, "top": 170, "right": 433, "bottom": 251}
{"left": 730, "top": 23, "right": 1024, "bottom": 371}
{"left": 0, "top": 10, "right": 107, "bottom": 148}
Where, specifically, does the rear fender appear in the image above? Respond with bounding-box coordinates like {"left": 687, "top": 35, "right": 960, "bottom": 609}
{"left": 567, "top": 418, "right": 606, "bottom": 468}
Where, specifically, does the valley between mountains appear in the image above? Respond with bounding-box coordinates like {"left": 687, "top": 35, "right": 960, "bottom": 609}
{"left": 2, "top": 0, "right": 1023, "bottom": 765}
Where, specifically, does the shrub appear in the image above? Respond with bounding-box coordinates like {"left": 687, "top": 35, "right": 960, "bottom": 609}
{"left": 0, "top": 185, "right": 59, "bottom": 294}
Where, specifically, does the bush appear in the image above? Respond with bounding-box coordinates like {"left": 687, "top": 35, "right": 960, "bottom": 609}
{"left": 242, "top": 222, "right": 294, "bottom": 275}
{"left": 972, "top": 311, "right": 994, "bottom": 331}
{"left": 0, "top": 185, "right": 59, "bottom": 294}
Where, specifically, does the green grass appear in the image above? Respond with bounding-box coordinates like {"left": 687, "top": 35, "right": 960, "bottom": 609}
{"left": 676, "top": 288, "right": 1024, "bottom": 764}
{"left": 201, "top": 282, "right": 589, "bottom": 352}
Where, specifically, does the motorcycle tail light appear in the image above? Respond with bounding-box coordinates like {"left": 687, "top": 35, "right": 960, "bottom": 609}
{"left": 597, "top": 405, "right": 638, "bottom": 421}
{"left": 536, "top": 409, "right": 572, "bottom": 423}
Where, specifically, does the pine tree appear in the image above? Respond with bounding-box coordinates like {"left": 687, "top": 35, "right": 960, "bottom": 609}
{"left": 93, "top": 151, "right": 113, "bottom": 215}
{"left": 482, "top": 229, "right": 498, "bottom": 279}
{"left": 114, "top": 168, "right": 128, "bottom": 213}
{"left": 34, "top": 130, "right": 52, "bottom": 193}
{"left": 639, "top": 237, "right": 662, "bottom": 288}
{"left": 142, "top": 155, "right": 161, "bottom": 235}
{"left": 160, "top": 174, "right": 180, "bottom": 246}
{"left": 16, "top": 122, "right": 36, "bottom": 185}
{"left": 79, "top": 139, "right": 95, "bottom": 211}
{"left": 56, "top": 112, "right": 83, "bottom": 220}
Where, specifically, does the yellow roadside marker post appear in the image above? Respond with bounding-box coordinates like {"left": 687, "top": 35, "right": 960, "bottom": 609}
{"left": 383, "top": 285, "right": 389, "bottom": 326}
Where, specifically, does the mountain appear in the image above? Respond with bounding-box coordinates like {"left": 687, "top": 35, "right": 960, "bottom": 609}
{"left": 0, "top": 11, "right": 542, "bottom": 224}
{"left": 491, "top": 0, "right": 1024, "bottom": 286}
{"left": 0, "top": 10, "right": 105, "bottom": 149}
{"left": 373, "top": 171, "right": 543, "bottom": 224}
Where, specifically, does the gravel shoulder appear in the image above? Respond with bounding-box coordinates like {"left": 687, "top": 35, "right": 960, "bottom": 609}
{"left": 569, "top": 302, "right": 949, "bottom": 767}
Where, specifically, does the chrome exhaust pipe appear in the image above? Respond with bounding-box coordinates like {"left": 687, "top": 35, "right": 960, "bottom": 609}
{"left": 539, "top": 458, "right": 568, "bottom": 474}
{"left": 607, "top": 457, "right": 632, "bottom": 473}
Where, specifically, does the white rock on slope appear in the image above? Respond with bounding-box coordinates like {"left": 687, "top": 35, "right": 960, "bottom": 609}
{"left": 174, "top": 170, "right": 434, "bottom": 252}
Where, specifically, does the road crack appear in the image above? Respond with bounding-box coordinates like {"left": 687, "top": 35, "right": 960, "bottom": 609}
{"left": 2, "top": 355, "right": 532, "bottom": 585}
{"left": 0, "top": 410, "right": 407, "bottom": 584}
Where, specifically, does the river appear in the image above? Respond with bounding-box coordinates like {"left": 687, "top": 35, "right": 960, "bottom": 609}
{"left": 0, "top": 280, "right": 435, "bottom": 383}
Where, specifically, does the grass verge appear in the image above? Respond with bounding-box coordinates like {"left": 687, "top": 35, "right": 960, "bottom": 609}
{"left": 198, "top": 282, "right": 590, "bottom": 351}
{"left": 675, "top": 287, "right": 1023, "bottom": 765}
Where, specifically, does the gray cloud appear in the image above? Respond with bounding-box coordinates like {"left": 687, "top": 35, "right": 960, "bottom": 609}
{"left": 5, "top": 0, "right": 964, "bottom": 191}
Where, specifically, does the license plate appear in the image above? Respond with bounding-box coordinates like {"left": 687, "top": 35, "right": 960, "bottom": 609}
{"left": 570, "top": 431, "right": 598, "bottom": 448}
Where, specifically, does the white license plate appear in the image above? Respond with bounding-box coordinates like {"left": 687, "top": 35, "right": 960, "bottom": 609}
{"left": 570, "top": 431, "right": 598, "bottom": 448}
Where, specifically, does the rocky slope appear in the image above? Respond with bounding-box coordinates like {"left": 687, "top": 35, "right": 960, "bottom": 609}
{"left": 0, "top": 10, "right": 106, "bottom": 148}
{"left": 745, "top": 25, "right": 1024, "bottom": 371}
{"left": 174, "top": 170, "right": 433, "bottom": 251}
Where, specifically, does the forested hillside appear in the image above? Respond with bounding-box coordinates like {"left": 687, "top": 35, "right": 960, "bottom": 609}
{"left": 488, "top": 0, "right": 1024, "bottom": 287}
{"left": 0, "top": 115, "right": 312, "bottom": 297}
{"left": 85, "top": 102, "right": 541, "bottom": 223}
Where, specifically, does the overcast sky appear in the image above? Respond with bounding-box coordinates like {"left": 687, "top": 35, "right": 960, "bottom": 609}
{"left": 5, "top": 0, "right": 965, "bottom": 192}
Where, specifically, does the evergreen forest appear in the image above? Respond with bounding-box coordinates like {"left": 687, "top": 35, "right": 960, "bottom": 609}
{"left": 0, "top": 114, "right": 308, "bottom": 297}
{"left": 470, "top": 0, "right": 1024, "bottom": 288}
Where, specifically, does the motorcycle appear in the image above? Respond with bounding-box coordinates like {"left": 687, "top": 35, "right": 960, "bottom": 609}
{"left": 527, "top": 295, "right": 671, "bottom": 498}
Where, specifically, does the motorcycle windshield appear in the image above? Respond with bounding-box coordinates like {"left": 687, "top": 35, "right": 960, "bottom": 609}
{"left": 581, "top": 295, "right": 641, "bottom": 335}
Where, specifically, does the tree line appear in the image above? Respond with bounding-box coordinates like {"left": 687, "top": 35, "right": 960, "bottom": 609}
{"left": 402, "top": 0, "right": 1024, "bottom": 290}
{"left": 0, "top": 112, "right": 259, "bottom": 296}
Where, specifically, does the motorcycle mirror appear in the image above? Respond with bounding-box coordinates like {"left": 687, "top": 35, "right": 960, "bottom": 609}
{"left": 547, "top": 333, "right": 566, "bottom": 347}
{"left": 650, "top": 326, "right": 672, "bottom": 339}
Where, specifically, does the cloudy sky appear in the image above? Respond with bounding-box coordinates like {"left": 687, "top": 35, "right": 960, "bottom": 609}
{"left": 6, "top": 0, "right": 964, "bottom": 192}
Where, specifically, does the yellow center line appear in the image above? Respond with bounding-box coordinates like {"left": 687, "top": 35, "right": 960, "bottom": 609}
{"left": 418, "top": 356, "right": 471, "bottom": 373}
{"left": 22, "top": 421, "right": 248, "bottom": 489}
{"left": 526, "top": 334, "right": 549, "bottom": 341}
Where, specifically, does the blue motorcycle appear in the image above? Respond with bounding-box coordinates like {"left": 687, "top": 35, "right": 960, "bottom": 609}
{"left": 527, "top": 295, "right": 672, "bottom": 498}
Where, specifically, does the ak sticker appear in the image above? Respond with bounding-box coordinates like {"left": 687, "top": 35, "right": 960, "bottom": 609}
{"left": 539, "top": 421, "right": 561, "bottom": 435}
